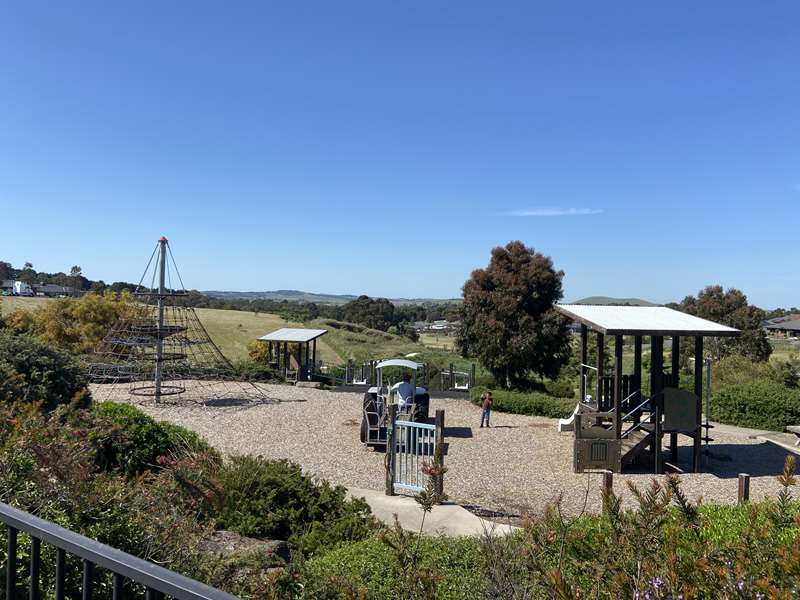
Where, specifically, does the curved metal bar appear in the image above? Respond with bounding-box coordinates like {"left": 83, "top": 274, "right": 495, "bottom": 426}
{"left": 0, "top": 503, "right": 240, "bottom": 600}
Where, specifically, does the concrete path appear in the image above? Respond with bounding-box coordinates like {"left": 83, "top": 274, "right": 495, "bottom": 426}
{"left": 756, "top": 432, "right": 800, "bottom": 456}
{"left": 709, "top": 421, "right": 770, "bottom": 438}
{"left": 347, "top": 487, "right": 517, "bottom": 537}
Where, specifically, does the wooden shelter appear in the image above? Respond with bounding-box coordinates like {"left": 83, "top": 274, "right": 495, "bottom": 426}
{"left": 555, "top": 304, "right": 740, "bottom": 474}
{"left": 258, "top": 328, "right": 327, "bottom": 382}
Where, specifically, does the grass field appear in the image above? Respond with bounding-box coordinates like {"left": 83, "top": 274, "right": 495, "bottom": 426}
{"left": 0, "top": 296, "right": 52, "bottom": 313}
{"left": 419, "top": 332, "right": 456, "bottom": 351}
{"left": 194, "top": 307, "right": 342, "bottom": 364}
{"left": 769, "top": 339, "right": 799, "bottom": 363}
{"left": 313, "top": 318, "right": 486, "bottom": 388}
{"left": 0, "top": 296, "right": 341, "bottom": 365}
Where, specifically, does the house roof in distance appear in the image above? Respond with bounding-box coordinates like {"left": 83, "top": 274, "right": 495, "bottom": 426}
{"left": 258, "top": 328, "right": 328, "bottom": 343}
{"left": 765, "top": 318, "right": 800, "bottom": 331}
{"left": 555, "top": 304, "right": 741, "bottom": 337}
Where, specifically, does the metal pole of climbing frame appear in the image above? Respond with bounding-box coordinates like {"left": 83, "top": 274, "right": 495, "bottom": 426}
{"left": 154, "top": 236, "right": 167, "bottom": 404}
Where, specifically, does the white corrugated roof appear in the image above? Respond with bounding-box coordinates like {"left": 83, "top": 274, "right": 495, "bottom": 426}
{"left": 376, "top": 359, "right": 420, "bottom": 370}
{"left": 258, "top": 328, "right": 328, "bottom": 343}
{"left": 555, "top": 304, "right": 740, "bottom": 336}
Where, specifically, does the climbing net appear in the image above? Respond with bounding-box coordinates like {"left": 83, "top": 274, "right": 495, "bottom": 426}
{"left": 87, "top": 239, "right": 278, "bottom": 407}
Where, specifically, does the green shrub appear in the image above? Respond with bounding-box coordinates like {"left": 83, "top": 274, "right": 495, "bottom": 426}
{"left": 302, "top": 536, "right": 482, "bottom": 600}
{"left": 712, "top": 380, "right": 800, "bottom": 430}
{"left": 0, "top": 331, "right": 90, "bottom": 411}
{"left": 93, "top": 402, "right": 219, "bottom": 476}
{"left": 215, "top": 457, "right": 375, "bottom": 556}
{"left": 0, "top": 403, "right": 210, "bottom": 597}
{"left": 470, "top": 388, "right": 575, "bottom": 418}
{"left": 543, "top": 377, "right": 576, "bottom": 399}
{"left": 712, "top": 355, "right": 776, "bottom": 393}
{"left": 234, "top": 358, "right": 282, "bottom": 382}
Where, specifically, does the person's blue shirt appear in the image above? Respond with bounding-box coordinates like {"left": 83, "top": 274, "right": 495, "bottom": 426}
{"left": 392, "top": 381, "right": 415, "bottom": 408}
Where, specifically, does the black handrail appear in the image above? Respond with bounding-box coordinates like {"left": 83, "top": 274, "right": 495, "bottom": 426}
{"left": 1, "top": 502, "right": 240, "bottom": 600}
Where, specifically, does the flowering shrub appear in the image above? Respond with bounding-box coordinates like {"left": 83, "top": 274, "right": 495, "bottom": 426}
{"left": 93, "top": 401, "right": 220, "bottom": 476}
{"left": 479, "top": 458, "right": 800, "bottom": 599}
{"left": 214, "top": 456, "right": 377, "bottom": 557}
{"left": 0, "top": 331, "right": 89, "bottom": 411}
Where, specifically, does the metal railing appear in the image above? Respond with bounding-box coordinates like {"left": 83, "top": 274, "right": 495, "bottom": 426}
{"left": 1, "top": 502, "right": 240, "bottom": 600}
{"left": 386, "top": 409, "right": 445, "bottom": 496}
{"left": 393, "top": 420, "right": 437, "bottom": 493}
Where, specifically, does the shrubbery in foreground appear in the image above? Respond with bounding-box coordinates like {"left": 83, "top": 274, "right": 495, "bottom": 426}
{"left": 303, "top": 461, "right": 800, "bottom": 600}
{"left": 0, "top": 331, "right": 89, "bottom": 411}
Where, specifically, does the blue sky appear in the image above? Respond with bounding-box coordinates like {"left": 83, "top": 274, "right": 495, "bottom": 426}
{"left": 1, "top": 2, "right": 798, "bottom": 307}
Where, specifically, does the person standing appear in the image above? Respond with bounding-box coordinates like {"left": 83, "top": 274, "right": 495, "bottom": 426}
{"left": 480, "top": 390, "right": 493, "bottom": 428}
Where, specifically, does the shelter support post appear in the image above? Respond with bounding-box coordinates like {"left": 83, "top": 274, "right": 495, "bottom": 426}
{"left": 579, "top": 325, "right": 587, "bottom": 403}
{"left": 670, "top": 336, "right": 680, "bottom": 464}
{"left": 614, "top": 335, "right": 623, "bottom": 439}
{"left": 651, "top": 336, "right": 664, "bottom": 474}
{"left": 385, "top": 404, "right": 398, "bottom": 496}
{"left": 693, "top": 336, "right": 704, "bottom": 472}
{"left": 633, "top": 336, "right": 642, "bottom": 424}
{"left": 312, "top": 339, "right": 317, "bottom": 375}
{"left": 596, "top": 332, "right": 605, "bottom": 409}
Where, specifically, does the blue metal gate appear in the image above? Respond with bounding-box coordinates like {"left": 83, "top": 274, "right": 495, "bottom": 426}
{"left": 392, "top": 420, "right": 437, "bottom": 493}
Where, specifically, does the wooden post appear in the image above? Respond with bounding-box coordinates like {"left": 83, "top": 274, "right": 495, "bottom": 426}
{"left": 668, "top": 336, "right": 680, "bottom": 464}
{"left": 449, "top": 363, "right": 455, "bottom": 390}
{"left": 470, "top": 363, "right": 476, "bottom": 389}
{"left": 737, "top": 473, "right": 750, "bottom": 504}
{"left": 579, "top": 324, "right": 588, "bottom": 403}
{"left": 312, "top": 338, "right": 317, "bottom": 374}
{"left": 596, "top": 332, "right": 605, "bottom": 409}
{"left": 283, "top": 343, "right": 288, "bottom": 377}
{"left": 385, "top": 404, "right": 398, "bottom": 496}
{"left": 434, "top": 409, "right": 445, "bottom": 497}
{"left": 633, "top": 336, "right": 642, "bottom": 424}
{"left": 651, "top": 335, "right": 664, "bottom": 474}
{"left": 671, "top": 336, "right": 680, "bottom": 386}
{"left": 693, "top": 336, "right": 704, "bottom": 473}
{"left": 614, "top": 335, "right": 623, "bottom": 439}
{"left": 601, "top": 469, "right": 614, "bottom": 510}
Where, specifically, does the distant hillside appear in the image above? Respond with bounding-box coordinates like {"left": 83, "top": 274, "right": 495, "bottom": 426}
{"left": 571, "top": 296, "right": 658, "bottom": 307}
{"left": 202, "top": 289, "right": 459, "bottom": 306}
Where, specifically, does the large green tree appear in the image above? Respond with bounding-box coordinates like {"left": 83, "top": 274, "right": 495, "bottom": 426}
{"left": 456, "top": 241, "right": 571, "bottom": 388}
{"left": 341, "top": 295, "right": 395, "bottom": 331}
{"left": 675, "top": 285, "right": 772, "bottom": 362}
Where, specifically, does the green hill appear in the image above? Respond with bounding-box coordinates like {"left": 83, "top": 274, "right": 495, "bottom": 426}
{"left": 571, "top": 296, "right": 657, "bottom": 306}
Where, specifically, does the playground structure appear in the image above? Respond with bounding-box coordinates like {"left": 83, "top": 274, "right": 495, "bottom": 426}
{"left": 555, "top": 304, "right": 740, "bottom": 474}
{"left": 360, "top": 359, "right": 431, "bottom": 449}
{"left": 439, "top": 363, "right": 476, "bottom": 392}
{"left": 88, "top": 237, "right": 270, "bottom": 405}
{"left": 258, "top": 327, "right": 327, "bottom": 382}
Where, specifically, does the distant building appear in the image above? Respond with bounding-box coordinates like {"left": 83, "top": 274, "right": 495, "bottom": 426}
{"left": 413, "top": 319, "right": 459, "bottom": 334}
{"left": 31, "top": 283, "right": 78, "bottom": 297}
{"left": 0, "top": 280, "right": 77, "bottom": 297}
{"left": 1, "top": 280, "right": 35, "bottom": 296}
{"left": 765, "top": 318, "right": 800, "bottom": 338}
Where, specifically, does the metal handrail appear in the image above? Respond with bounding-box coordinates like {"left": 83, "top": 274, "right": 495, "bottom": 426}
{"left": 620, "top": 393, "right": 648, "bottom": 422}
{"left": 622, "top": 421, "right": 647, "bottom": 438}
{"left": 621, "top": 390, "right": 666, "bottom": 438}
{"left": 1, "top": 502, "right": 240, "bottom": 600}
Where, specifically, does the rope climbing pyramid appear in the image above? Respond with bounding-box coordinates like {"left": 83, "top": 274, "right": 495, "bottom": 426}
{"left": 88, "top": 237, "right": 274, "bottom": 406}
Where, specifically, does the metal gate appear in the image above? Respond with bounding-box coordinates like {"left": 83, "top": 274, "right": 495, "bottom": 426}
{"left": 386, "top": 409, "right": 445, "bottom": 495}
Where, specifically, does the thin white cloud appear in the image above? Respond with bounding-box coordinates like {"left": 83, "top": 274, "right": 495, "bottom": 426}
{"left": 500, "top": 207, "right": 604, "bottom": 217}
